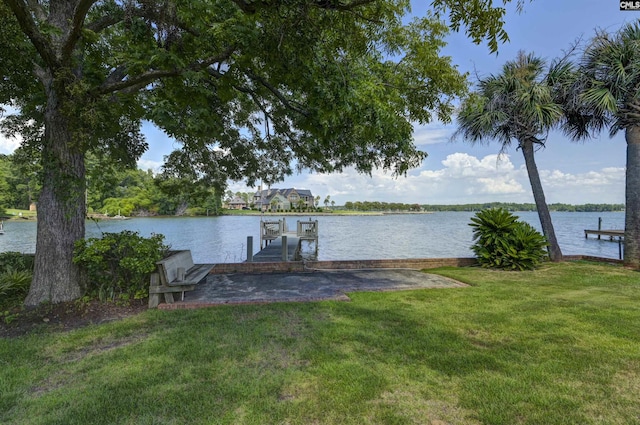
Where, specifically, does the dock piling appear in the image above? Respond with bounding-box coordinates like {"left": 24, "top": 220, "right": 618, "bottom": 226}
{"left": 619, "top": 239, "right": 622, "bottom": 260}
{"left": 598, "top": 217, "right": 602, "bottom": 240}
{"left": 247, "top": 236, "right": 253, "bottom": 262}
{"left": 282, "top": 235, "right": 288, "bottom": 261}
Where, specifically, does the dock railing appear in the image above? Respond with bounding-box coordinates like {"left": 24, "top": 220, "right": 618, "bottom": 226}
{"left": 294, "top": 220, "right": 318, "bottom": 260}
{"left": 255, "top": 218, "right": 319, "bottom": 259}
{"left": 261, "top": 219, "right": 283, "bottom": 248}
{"left": 297, "top": 220, "right": 318, "bottom": 240}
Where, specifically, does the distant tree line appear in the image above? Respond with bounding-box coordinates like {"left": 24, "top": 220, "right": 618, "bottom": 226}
{"left": 0, "top": 153, "right": 222, "bottom": 217}
{"left": 342, "top": 201, "right": 624, "bottom": 213}
{"left": 424, "top": 202, "right": 625, "bottom": 212}
{"left": 343, "top": 201, "right": 423, "bottom": 212}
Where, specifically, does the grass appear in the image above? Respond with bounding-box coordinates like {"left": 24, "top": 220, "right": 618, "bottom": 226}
{"left": 1, "top": 261, "right": 639, "bottom": 424}
{"left": 4, "top": 209, "right": 36, "bottom": 219}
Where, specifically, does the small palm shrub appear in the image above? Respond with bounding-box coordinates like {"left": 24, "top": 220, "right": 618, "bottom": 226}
{"left": 0, "top": 252, "right": 34, "bottom": 304}
{"left": 0, "top": 270, "right": 32, "bottom": 299}
{"left": 470, "top": 208, "right": 549, "bottom": 270}
{"left": 73, "top": 231, "right": 169, "bottom": 301}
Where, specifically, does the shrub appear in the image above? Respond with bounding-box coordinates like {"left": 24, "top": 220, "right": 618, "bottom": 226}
{"left": 470, "top": 208, "right": 549, "bottom": 271}
{"left": 0, "top": 251, "right": 34, "bottom": 273}
{"left": 186, "top": 207, "right": 205, "bottom": 216}
{"left": 73, "top": 231, "right": 169, "bottom": 301}
{"left": 0, "top": 252, "right": 34, "bottom": 305}
{"left": 0, "top": 270, "right": 32, "bottom": 301}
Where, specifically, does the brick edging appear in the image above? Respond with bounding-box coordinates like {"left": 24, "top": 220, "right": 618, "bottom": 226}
{"left": 209, "top": 257, "right": 477, "bottom": 274}
{"left": 563, "top": 255, "right": 624, "bottom": 264}
{"left": 208, "top": 255, "right": 624, "bottom": 274}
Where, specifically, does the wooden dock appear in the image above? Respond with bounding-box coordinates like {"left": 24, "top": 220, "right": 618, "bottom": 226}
{"left": 252, "top": 235, "right": 303, "bottom": 262}
{"left": 584, "top": 229, "right": 624, "bottom": 240}
{"left": 249, "top": 218, "right": 319, "bottom": 262}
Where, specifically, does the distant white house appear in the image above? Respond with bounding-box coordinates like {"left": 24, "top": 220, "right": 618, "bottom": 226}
{"left": 253, "top": 188, "right": 314, "bottom": 211}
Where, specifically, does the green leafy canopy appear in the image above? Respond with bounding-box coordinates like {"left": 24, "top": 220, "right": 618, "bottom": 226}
{"left": 2, "top": 0, "right": 525, "bottom": 187}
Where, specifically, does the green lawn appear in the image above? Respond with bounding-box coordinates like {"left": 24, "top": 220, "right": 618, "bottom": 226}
{"left": 3, "top": 209, "right": 37, "bottom": 219}
{"left": 1, "top": 262, "right": 639, "bottom": 424}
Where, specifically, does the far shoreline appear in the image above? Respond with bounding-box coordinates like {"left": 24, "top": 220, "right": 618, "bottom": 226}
{"left": 3, "top": 208, "right": 625, "bottom": 222}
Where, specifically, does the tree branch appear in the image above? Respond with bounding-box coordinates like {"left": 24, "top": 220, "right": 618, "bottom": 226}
{"left": 207, "top": 67, "right": 309, "bottom": 117}
{"left": 314, "top": 0, "right": 376, "bottom": 11}
{"left": 61, "top": 0, "right": 99, "bottom": 62}
{"left": 85, "top": 10, "right": 123, "bottom": 33}
{"left": 94, "top": 46, "right": 237, "bottom": 95}
{"left": 4, "top": 0, "right": 60, "bottom": 69}
{"left": 244, "top": 70, "right": 309, "bottom": 116}
{"left": 25, "top": 0, "right": 46, "bottom": 21}
{"left": 232, "top": 0, "right": 375, "bottom": 14}
{"left": 102, "top": 65, "right": 128, "bottom": 87}
{"left": 96, "top": 68, "right": 180, "bottom": 95}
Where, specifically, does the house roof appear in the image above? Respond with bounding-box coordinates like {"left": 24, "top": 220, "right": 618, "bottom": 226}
{"left": 254, "top": 188, "right": 313, "bottom": 198}
{"left": 228, "top": 196, "right": 247, "bottom": 204}
{"left": 253, "top": 188, "right": 314, "bottom": 205}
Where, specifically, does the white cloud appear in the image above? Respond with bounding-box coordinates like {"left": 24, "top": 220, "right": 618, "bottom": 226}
{"left": 412, "top": 124, "right": 454, "bottom": 147}
{"left": 538, "top": 167, "right": 625, "bottom": 204}
{"left": 540, "top": 168, "right": 625, "bottom": 189}
{"left": 136, "top": 159, "right": 163, "bottom": 174}
{"left": 0, "top": 133, "right": 21, "bottom": 154}
{"left": 475, "top": 177, "right": 524, "bottom": 195}
{"left": 0, "top": 117, "right": 22, "bottom": 155}
{"left": 282, "top": 153, "right": 524, "bottom": 204}
{"left": 263, "top": 152, "right": 625, "bottom": 206}
{"left": 227, "top": 181, "right": 256, "bottom": 194}
{"left": 0, "top": 107, "right": 22, "bottom": 154}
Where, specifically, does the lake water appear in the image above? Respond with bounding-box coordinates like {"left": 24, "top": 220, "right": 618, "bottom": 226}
{"left": 0, "top": 211, "right": 625, "bottom": 263}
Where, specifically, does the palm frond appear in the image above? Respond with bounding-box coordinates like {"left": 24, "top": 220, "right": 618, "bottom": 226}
{"left": 575, "top": 20, "right": 640, "bottom": 133}
{"left": 454, "top": 51, "right": 568, "bottom": 149}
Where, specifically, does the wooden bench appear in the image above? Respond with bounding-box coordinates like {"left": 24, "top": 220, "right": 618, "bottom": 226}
{"left": 148, "top": 250, "right": 214, "bottom": 308}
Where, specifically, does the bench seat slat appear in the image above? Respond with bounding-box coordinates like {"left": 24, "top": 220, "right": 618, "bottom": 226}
{"left": 169, "top": 263, "right": 215, "bottom": 286}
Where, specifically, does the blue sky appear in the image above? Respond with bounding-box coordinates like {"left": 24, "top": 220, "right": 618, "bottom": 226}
{"left": 1, "top": 1, "right": 635, "bottom": 205}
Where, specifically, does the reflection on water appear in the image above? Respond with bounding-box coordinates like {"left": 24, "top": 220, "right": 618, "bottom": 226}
{"left": 0, "top": 211, "right": 625, "bottom": 263}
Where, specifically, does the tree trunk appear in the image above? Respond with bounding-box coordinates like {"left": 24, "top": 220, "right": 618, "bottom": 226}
{"left": 520, "top": 140, "right": 563, "bottom": 262}
{"left": 24, "top": 90, "right": 86, "bottom": 306}
{"left": 624, "top": 126, "right": 640, "bottom": 269}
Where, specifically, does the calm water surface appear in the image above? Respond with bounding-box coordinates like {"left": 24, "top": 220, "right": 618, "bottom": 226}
{"left": 0, "top": 211, "right": 625, "bottom": 263}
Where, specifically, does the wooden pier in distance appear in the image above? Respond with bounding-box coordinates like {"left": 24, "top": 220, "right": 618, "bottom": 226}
{"left": 584, "top": 229, "right": 624, "bottom": 240}
{"left": 584, "top": 217, "right": 624, "bottom": 241}
{"left": 247, "top": 218, "right": 319, "bottom": 262}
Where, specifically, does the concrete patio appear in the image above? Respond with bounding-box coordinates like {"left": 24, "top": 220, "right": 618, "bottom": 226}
{"left": 158, "top": 269, "right": 468, "bottom": 309}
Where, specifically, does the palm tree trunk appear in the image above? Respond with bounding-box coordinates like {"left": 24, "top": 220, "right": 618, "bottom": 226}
{"left": 624, "top": 126, "right": 640, "bottom": 269}
{"left": 520, "top": 139, "right": 563, "bottom": 261}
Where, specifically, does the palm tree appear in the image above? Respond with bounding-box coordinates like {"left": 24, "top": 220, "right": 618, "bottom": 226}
{"left": 455, "top": 51, "right": 572, "bottom": 262}
{"left": 565, "top": 22, "right": 640, "bottom": 268}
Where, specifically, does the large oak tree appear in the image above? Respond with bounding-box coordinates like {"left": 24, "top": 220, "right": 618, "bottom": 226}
{"left": 1, "top": 0, "right": 520, "bottom": 305}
